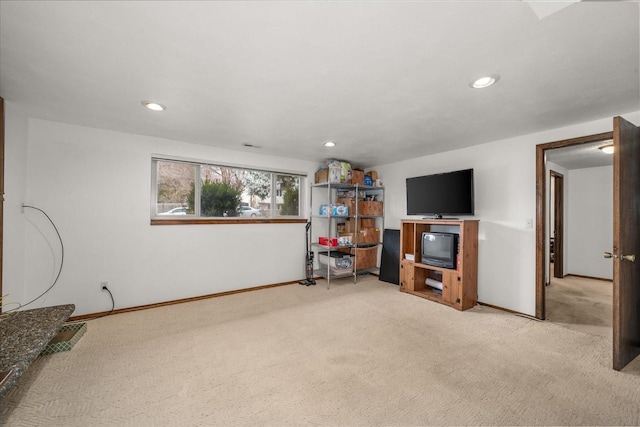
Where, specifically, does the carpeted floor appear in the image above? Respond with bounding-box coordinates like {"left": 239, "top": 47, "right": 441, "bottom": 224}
{"left": 2, "top": 276, "right": 640, "bottom": 426}
{"left": 546, "top": 274, "right": 612, "bottom": 340}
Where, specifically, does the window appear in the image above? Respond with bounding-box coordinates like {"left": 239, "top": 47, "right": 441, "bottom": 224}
{"left": 152, "top": 158, "right": 304, "bottom": 222}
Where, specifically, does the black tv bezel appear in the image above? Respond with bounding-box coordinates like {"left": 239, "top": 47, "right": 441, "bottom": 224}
{"left": 421, "top": 231, "right": 457, "bottom": 269}
{"left": 406, "top": 168, "right": 474, "bottom": 216}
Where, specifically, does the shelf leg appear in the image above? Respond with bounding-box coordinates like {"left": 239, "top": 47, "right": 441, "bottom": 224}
{"left": 326, "top": 264, "right": 330, "bottom": 289}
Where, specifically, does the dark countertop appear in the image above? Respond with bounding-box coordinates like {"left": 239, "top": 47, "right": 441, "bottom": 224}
{"left": 0, "top": 304, "right": 75, "bottom": 398}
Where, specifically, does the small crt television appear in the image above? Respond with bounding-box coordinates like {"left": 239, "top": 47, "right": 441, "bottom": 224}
{"left": 421, "top": 232, "right": 458, "bottom": 269}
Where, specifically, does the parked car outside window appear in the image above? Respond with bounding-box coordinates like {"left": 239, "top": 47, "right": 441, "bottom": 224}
{"left": 159, "top": 207, "right": 188, "bottom": 215}
{"left": 240, "top": 206, "right": 261, "bottom": 217}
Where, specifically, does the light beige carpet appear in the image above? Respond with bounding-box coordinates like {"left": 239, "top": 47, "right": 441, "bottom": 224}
{"left": 546, "top": 275, "right": 613, "bottom": 340}
{"left": 2, "top": 276, "right": 640, "bottom": 426}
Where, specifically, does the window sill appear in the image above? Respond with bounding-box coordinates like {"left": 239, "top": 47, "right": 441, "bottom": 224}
{"left": 151, "top": 218, "right": 307, "bottom": 225}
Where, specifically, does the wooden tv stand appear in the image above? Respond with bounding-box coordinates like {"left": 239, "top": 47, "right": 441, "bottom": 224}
{"left": 400, "top": 219, "right": 478, "bottom": 311}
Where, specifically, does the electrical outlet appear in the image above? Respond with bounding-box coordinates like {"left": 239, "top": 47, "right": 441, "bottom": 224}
{"left": 100, "top": 280, "right": 109, "bottom": 291}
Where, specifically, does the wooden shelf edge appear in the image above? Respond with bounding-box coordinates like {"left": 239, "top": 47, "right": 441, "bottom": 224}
{"left": 401, "top": 288, "right": 475, "bottom": 311}
{"left": 413, "top": 262, "right": 460, "bottom": 274}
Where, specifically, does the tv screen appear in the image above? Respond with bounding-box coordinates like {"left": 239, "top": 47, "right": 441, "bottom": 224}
{"left": 422, "top": 232, "right": 457, "bottom": 269}
{"left": 406, "top": 168, "right": 474, "bottom": 216}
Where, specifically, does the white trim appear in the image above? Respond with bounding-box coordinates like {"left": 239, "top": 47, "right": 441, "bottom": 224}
{"left": 151, "top": 153, "right": 308, "bottom": 178}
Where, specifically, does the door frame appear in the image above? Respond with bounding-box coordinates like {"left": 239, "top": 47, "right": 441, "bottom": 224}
{"left": 0, "top": 96, "right": 4, "bottom": 308}
{"left": 535, "top": 131, "right": 612, "bottom": 319}
{"left": 550, "top": 170, "right": 564, "bottom": 278}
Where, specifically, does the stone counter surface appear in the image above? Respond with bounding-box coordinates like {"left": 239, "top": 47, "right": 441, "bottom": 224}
{"left": 0, "top": 304, "right": 75, "bottom": 398}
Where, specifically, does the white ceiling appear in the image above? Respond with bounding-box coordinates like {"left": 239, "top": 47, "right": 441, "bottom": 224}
{"left": 1, "top": 1, "right": 638, "bottom": 169}
{"left": 546, "top": 139, "right": 613, "bottom": 170}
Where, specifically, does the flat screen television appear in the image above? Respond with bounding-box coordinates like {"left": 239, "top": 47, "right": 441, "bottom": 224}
{"left": 422, "top": 232, "right": 457, "bottom": 269}
{"left": 406, "top": 168, "right": 474, "bottom": 217}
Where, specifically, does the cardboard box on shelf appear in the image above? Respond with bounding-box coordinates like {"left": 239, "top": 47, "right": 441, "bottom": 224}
{"left": 315, "top": 165, "right": 342, "bottom": 184}
{"left": 361, "top": 218, "right": 376, "bottom": 228}
{"left": 315, "top": 169, "right": 327, "bottom": 184}
{"left": 338, "top": 246, "right": 378, "bottom": 270}
{"left": 340, "top": 228, "right": 379, "bottom": 244}
{"left": 361, "top": 201, "right": 383, "bottom": 215}
{"left": 343, "top": 219, "right": 377, "bottom": 234}
{"left": 350, "top": 169, "right": 365, "bottom": 185}
{"left": 356, "top": 246, "right": 379, "bottom": 270}
{"left": 343, "top": 218, "right": 361, "bottom": 233}
{"left": 337, "top": 197, "right": 363, "bottom": 215}
{"left": 362, "top": 228, "right": 380, "bottom": 244}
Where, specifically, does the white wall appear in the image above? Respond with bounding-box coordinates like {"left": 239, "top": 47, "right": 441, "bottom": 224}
{"left": 566, "top": 166, "right": 613, "bottom": 279}
{"left": 4, "top": 108, "right": 638, "bottom": 318}
{"left": 3, "top": 102, "right": 29, "bottom": 306}
{"left": 5, "top": 117, "right": 318, "bottom": 316}
{"left": 372, "top": 112, "right": 639, "bottom": 316}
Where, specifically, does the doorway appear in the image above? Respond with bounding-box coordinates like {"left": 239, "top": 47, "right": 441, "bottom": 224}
{"left": 549, "top": 170, "right": 564, "bottom": 280}
{"left": 536, "top": 118, "right": 640, "bottom": 371}
{"left": 544, "top": 146, "right": 613, "bottom": 340}
{"left": 535, "top": 131, "right": 612, "bottom": 320}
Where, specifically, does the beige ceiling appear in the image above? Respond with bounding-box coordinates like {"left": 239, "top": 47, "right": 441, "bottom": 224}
{"left": 0, "top": 1, "right": 638, "bottom": 168}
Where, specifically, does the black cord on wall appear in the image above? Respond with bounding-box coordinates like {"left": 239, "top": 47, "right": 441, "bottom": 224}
{"left": 10, "top": 205, "right": 65, "bottom": 312}
{"left": 18, "top": 204, "right": 117, "bottom": 321}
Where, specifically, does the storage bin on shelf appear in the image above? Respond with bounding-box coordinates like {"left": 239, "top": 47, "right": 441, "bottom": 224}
{"left": 318, "top": 251, "right": 353, "bottom": 274}
{"left": 319, "top": 251, "right": 353, "bottom": 269}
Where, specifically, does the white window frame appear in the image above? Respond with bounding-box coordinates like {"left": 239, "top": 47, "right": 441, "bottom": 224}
{"left": 151, "top": 156, "right": 307, "bottom": 223}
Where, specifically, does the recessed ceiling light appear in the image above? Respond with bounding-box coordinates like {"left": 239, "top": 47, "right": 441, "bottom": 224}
{"left": 323, "top": 141, "right": 336, "bottom": 147}
{"left": 470, "top": 75, "right": 500, "bottom": 89}
{"left": 142, "top": 101, "right": 166, "bottom": 111}
{"left": 599, "top": 143, "right": 614, "bottom": 154}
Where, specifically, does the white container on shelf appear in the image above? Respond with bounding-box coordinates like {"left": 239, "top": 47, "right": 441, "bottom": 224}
{"left": 425, "top": 278, "right": 443, "bottom": 290}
